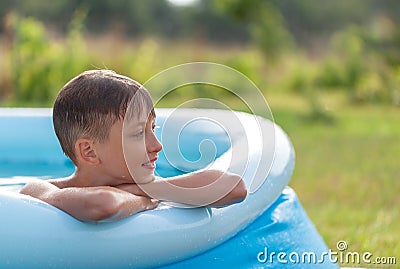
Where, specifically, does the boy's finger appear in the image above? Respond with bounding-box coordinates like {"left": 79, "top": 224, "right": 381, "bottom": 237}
{"left": 146, "top": 199, "right": 159, "bottom": 210}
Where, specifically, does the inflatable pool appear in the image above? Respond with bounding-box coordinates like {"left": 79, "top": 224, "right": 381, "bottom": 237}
{"left": 0, "top": 108, "right": 338, "bottom": 268}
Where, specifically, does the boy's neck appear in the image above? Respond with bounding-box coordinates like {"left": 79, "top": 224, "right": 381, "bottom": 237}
{"left": 61, "top": 167, "right": 111, "bottom": 188}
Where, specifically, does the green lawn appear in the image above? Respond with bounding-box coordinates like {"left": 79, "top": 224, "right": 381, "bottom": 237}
{"left": 269, "top": 92, "right": 399, "bottom": 267}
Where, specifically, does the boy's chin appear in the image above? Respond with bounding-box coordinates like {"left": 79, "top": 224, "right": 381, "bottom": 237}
{"left": 132, "top": 174, "right": 155, "bottom": 184}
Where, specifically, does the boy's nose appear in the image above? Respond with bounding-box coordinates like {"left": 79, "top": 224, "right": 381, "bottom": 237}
{"left": 147, "top": 132, "right": 162, "bottom": 153}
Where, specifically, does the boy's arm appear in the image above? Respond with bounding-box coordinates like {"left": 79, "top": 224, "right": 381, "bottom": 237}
{"left": 20, "top": 181, "right": 158, "bottom": 222}
{"left": 118, "top": 170, "right": 247, "bottom": 207}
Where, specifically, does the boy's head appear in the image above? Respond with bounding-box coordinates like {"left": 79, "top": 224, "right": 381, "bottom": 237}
{"left": 53, "top": 69, "right": 155, "bottom": 165}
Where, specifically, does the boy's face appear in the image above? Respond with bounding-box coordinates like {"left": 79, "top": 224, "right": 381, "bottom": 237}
{"left": 96, "top": 115, "right": 162, "bottom": 185}
{"left": 123, "top": 115, "right": 162, "bottom": 184}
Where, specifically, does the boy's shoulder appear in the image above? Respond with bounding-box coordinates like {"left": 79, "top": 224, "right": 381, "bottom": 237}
{"left": 49, "top": 178, "right": 75, "bottom": 189}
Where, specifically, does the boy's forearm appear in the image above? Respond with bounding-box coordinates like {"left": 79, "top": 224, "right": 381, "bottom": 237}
{"left": 20, "top": 182, "right": 157, "bottom": 222}
{"left": 134, "top": 170, "right": 247, "bottom": 207}
{"left": 20, "top": 181, "right": 60, "bottom": 204}
{"left": 20, "top": 181, "right": 112, "bottom": 221}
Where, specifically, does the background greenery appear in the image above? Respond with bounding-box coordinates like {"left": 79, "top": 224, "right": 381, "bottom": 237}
{"left": 0, "top": 0, "right": 399, "bottom": 266}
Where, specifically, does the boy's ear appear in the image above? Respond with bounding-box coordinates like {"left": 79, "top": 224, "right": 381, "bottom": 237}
{"left": 74, "top": 138, "right": 100, "bottom": 166}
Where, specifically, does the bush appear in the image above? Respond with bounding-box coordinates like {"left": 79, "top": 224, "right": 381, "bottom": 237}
{"left": 354, "top": 72, "right": 387, "bottom": 103}
{"left": 8, "top": 9, "right": 91, "bottom": 106}
{"left": 309, "top": 24, "right": 399, "bottom": 106}
{"left": 314, "top": 57, "right": 346, "bottom": 89}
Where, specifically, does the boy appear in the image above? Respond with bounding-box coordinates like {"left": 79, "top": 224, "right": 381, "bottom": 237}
{"left": 20, "top": 70, "right": 247, "bottom": 222}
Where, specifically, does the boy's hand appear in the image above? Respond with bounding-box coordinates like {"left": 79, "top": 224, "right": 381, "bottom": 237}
{"left": 116, "top": 170, "right": 247, "bottom": 207}
{"left": 116, "top": 183, "right": 148, "bottom": 197}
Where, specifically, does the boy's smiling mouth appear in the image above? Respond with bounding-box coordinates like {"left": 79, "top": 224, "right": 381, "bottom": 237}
{"left": 142, "top": 157, "right": 158, "bottom": 169}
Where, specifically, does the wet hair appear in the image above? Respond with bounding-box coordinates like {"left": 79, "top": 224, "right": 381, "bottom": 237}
{"left": 53, "top": 70, "right": 155, "bottom": 164}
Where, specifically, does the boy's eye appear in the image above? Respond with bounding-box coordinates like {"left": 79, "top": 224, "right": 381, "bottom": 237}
{"left": 133, "top": 129, "right": 144, "bottom": 137}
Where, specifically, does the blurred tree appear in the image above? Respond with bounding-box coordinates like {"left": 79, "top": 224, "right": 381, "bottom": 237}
{"left": 0, "top": 0, "right": 250, "bottom": 43}
{"left": 213, "top": 0, "right": 294, "bottom": 59}
{"left": 1, "top": 0, "right": 400, "bottom": 50}
{"left": 275, "top": 0, "right": 368, "bottom": 48}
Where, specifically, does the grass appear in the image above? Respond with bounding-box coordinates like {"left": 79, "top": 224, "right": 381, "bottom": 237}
{"left": 269, "top": 91, "right": 400, "bottom": 267}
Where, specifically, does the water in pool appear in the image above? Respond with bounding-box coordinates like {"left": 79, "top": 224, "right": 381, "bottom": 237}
{"left": 0, "top": 159, "right": 187, "bottom": 192}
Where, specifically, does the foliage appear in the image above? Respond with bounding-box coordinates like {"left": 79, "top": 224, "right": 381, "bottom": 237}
{"left": 214, "top": 0, "right": 294, "bottom": 59}
{"left": 283, "top": 23, "right": 400, "bottom": 107}
{"left": 1, "top": 1, "right": 400, "bottom": 107}
{"left": 326, "top": 23, "right": 399, "bottom": 104}
{"left": 0, "top": 0, "right": 250, "bottom": 43}
{"left": 8, "top": 9, "right": 91, "bottom": 106}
